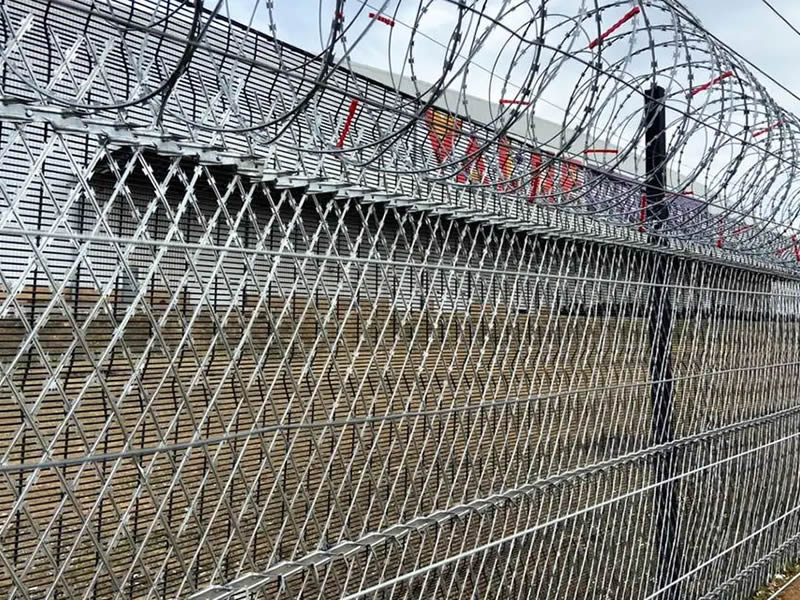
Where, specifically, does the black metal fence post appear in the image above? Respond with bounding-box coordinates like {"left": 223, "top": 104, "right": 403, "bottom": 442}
{"left": 644, "top": 84, "right": 679, "bottom": 599}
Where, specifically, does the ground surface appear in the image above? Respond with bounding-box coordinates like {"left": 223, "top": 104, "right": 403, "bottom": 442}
{"left": 781, "top": 576, "right": 800, "bottom": 599}
{"left": 754, "top": 568, "right": 800, "bottom": 599}
{"left": 775, "top": 583, "right": 800, "bottom": 599}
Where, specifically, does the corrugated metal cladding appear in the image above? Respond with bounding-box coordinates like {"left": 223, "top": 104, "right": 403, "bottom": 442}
{"left": 1, "top": 1, "right": 800, "bottom": 600}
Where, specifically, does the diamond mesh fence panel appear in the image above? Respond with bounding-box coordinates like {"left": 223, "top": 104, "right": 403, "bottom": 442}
{"left": 1, "top": 1, "right": 800, "bottom": 599}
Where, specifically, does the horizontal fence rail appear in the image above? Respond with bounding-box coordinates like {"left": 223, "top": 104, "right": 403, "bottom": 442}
{"left": 1, "top": 0, "right": 800, "bottom": 599}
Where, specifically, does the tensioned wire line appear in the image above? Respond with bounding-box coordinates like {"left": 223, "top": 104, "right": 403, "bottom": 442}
{"left": 3, "top": 226, "right": 800, "bottom": 291}
{"left": 336, "top": 426, "right": 800, "bottom": 600}
{"left": 676, "top": 1, "right": 800, "bottom": 110}
{"left": 759, "top": 0, "right": 800, "bottom": 41}
{"left": 645, "top": 493, "right": 800, "bottom": 598}
{"left": 2, "top": 356, "right": 798, "bottom": 473}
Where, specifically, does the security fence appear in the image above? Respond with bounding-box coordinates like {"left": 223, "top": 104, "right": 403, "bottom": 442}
{"left": 2, "top": 1, "right": 800, "bottom": 599}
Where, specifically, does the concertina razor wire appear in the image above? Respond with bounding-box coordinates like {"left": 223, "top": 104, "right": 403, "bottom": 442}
{"left": 2, "top": 0, "right": 800, "bottom": 599}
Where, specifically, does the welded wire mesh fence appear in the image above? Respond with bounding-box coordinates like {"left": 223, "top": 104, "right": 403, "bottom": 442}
{"left": 2, "top": 0, "right": 800, "bottom": 599}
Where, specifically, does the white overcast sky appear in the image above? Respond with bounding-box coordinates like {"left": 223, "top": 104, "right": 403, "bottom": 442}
{"left": 690, "top": 1, "right": 800, "bottom": 116}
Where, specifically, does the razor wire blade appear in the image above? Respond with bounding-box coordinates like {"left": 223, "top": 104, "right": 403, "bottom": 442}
{"left": 1, "top": 0, "right": 800, "bottom": 265}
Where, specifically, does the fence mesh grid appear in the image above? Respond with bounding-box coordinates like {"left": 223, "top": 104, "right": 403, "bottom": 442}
{"left": 2, "top": 0, "right": 800, "bottom": 599}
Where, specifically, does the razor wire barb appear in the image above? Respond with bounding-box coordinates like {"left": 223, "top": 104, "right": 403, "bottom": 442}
{"left": 2, "top": 0, "right": 800, "bottom": 599}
